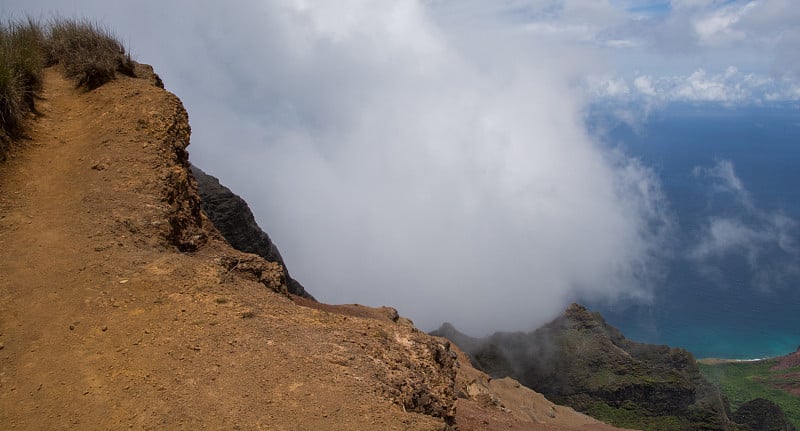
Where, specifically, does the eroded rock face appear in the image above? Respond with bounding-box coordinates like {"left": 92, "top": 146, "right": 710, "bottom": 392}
{"left": 141, "top": 85, "right": 208, "bottom": 252}
{"left": 219, "top": 254, "right": 287, "bottom": 295}
{"left": 190, "top": 165, "right": 312, "bottom": 299}
{"left": 374, "top": 318, "right": 457, "bottom": 428}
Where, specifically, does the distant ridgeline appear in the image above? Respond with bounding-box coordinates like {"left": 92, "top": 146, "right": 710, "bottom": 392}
{"left": 432, "top": 304, "right": 797, "bottom": 431}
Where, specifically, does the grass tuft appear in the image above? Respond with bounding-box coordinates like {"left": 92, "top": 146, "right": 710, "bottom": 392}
{"left": 1, "top": 17, "right": 46, "bottom": 143}
{"left": 48, "top": 18, "right": 135, "bottom": 90}
{"left": 1, "top": 17, "right": 135, "bottom": 159}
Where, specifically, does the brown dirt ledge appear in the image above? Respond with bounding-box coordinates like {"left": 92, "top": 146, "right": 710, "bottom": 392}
{"left": 0, "top": 67, "right": 630, "bottom": 430}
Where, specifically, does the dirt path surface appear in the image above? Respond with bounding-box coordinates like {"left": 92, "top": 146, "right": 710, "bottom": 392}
{"left": 0, "top": 68, "right": 630, "bottom": 431}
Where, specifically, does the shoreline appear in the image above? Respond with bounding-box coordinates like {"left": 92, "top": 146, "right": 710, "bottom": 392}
{"left": 698, "top": 347, "right": 799, "bottom": 366}
{"left": 696, "top": 357, "right": 772, "bottom": 365}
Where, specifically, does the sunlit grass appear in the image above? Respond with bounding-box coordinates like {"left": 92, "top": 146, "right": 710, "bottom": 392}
{"left": 699, "top": 359, "right": 800, "bottom": 428}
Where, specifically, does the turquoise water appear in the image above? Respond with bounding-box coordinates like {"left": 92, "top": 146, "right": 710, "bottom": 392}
{"left": 585, "top": 103, "right": 800, "bottom": 359}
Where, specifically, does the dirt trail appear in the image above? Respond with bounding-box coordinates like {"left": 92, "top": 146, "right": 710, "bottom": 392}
{"left": 0, "top": 69, "right": 629, "bottom": 431}
{"left": 0, "top": 68, "right": 124, "bottom": 424}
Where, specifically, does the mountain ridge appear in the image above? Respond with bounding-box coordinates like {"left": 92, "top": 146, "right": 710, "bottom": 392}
{"left": 433, "top": 303, "right": 797, "bottom": 431}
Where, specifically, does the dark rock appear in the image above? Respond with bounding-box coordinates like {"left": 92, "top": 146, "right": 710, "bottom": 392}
{"left": 732, "top": 398, "right": 797, "bottom": 431}
{"left": 190, "top": 165, "right": 313, "bottom": 299}
{"left": 433, "top": 303, "right": 737, "bottom": 430}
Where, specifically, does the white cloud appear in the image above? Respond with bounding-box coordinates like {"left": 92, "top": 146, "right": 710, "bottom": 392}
{"left": 692, "top": 159, "right": 747, "bottom": 199}
{"left": 669, "top": 0, "right": 718, "bottom": 10}
{"left": 691, "top": 217, "right": 765, "bottom": 262}
{"left": 690, "top": 160, "right": 798, "bottom": 290}
{"left": 604, "top": 38, "right": 643, "bottom": 48}
{"left": 673, "top": 68, "right": 746, "bottom": 102}
{"left": 633, "top": 75, "right": 657, "bottom": 96}
{"left": 587, "top": 67, "right": 800, "bottom": 105}
{"left": 587, "top": 74, "right": 631, "bottom": 97}
{"left": 426, "top": 0, "right": 800, "bottom": 86}
{"left": 0, "top": 0, "right": 674, "bottom": 334}
{"left": 692, "top": 1, "right": 756, "bottom": 47}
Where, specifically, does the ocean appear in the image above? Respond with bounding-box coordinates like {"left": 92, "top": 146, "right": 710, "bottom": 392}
{"left": 585, "top": 103, "right": 800, "bottom": 359}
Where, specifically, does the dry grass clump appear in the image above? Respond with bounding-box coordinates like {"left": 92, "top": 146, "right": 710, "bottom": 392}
{"left": 1, "top": 17, "right": 135, "bottom": 159}
{"left": 48, "top": 18, "right": 135, "bottom": 90}
{"left": 0, "top": 18, "right": 46, "bottom": 144}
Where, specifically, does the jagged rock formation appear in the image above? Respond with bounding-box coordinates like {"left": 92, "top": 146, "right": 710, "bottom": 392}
{"left": 189, "top": 164, "right": 313, "bottom": 299}
{"left": 732, "top": 399, "right": 797, "bottom": 431}
{"left": 433, "top": 304, "right": 739, "bottom": 430}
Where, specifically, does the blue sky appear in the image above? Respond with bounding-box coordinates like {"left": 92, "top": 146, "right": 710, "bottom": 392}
{"left": 482, "top": 0, "right": 800, "bottom": 103}
{"left": 621, "top": 1, "right": 670, "bottom": 16}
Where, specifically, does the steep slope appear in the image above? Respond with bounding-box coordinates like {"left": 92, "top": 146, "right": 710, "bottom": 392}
{"left": 189, "top": 164, "right": 313, "bottom": 299}
{"left": 449, "top": 344, "right": 637, "bottom": 431}
{"left": 434, "top": 304, "right": 738, "bottom": 430}
{"left": 0, "top": 67, "right": 456, "bottom": 430}
{"left": 699, "top": 352, "right": 800, "bottom": 428}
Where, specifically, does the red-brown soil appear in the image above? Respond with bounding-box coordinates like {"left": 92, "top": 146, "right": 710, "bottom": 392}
{"left": 772, "top": 349, "right": 800, "bottom": 371}
{"left": 769, "top": 349, "right": 800, "bottom": 396}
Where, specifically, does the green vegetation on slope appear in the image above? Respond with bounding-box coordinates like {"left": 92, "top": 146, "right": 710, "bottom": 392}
{"left": 434, "top": 304, "right": 736, "bottom": 431}
{"left": 700, "top": 360, "right": 800, "bottom": 429}
{"left": 1, "top": 17, "right": 134, "bottom": 158}
{"left": 586, "top": 402, "right": 683, "bottom": 431}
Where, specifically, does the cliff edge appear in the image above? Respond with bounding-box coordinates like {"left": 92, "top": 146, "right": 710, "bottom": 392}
{"left": 0, "top": 67, "right": 455, "bottom": 430}
{"left": 189, "top": 164, "right": 313, "bottom": 299}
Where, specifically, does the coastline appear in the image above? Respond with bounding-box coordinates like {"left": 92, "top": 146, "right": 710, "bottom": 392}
{"left": 698, "top": 346, "right": 799, "bottom": 366}
{"left": 697, "top": 357, "right": 771, "bottom": 365}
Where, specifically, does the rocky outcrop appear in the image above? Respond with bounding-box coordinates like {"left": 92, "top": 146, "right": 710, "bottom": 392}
{"left": 377, "top": 320, "right": 458, "bottom": 426}
{"left": 190, "top": 164, "right": 313, "bottom": 299}
{"left": 732, "top": 398, "right": 797, "bottom": 431}
{"left": 433, "top": 304, "right": 737, "bottom": 430}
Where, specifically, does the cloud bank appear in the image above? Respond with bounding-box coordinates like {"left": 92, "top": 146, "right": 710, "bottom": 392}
{"left": 589, "top": 67, "right": 800, "bottom": 104}
{"left": 1, "top": 0, "right": 673, "bottom": 333}
{"left": 219, "top": 2, "right": 671, "bottom": 333}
